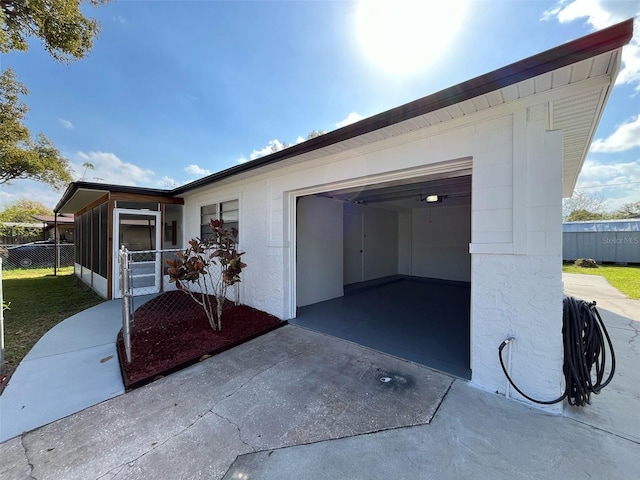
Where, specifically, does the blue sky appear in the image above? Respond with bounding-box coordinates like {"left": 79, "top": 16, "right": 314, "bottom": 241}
{"left": 1, "top": 0, "right": 639, "bottom": 212}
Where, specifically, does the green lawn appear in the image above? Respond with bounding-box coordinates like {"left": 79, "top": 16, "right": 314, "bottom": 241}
{"left": 563, "top": 263, "right": 640, "bottom": 300}
{"left": 1, "top": 267, "right": 104, "bottom": 371}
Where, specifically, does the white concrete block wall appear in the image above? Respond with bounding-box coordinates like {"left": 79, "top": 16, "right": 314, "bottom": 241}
{"left": 471, "top": 117, "right": 514, "bottom": 249}
{"left": 180, "top": 107, "right": 565, "bottom": 410}
{"left": 182, "top": 179, "right": 287, "bottom": 318}
{"left": 398, "top": 212, "right": 412, "bottom": 275}
{"left": 296, "top": 196, "right": 343, "bottom": 306}
{"left": 471, "top": 254, "right": 563, "bottom": 403}
{"left": 411, "top": 204, "right": 471, "bottom": 282}
{"left": 470, "top": 106, "right": 564, "bottom": 412}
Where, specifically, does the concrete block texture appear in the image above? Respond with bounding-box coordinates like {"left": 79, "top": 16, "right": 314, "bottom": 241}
{"left": 471, "top": 254, "right": 564, "bottom": 411}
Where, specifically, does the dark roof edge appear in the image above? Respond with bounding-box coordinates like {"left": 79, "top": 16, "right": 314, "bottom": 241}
{"left": 171, "top": 18, "right": 633, "bottom": 196}
{"left": 54, "top": 181, "right": 174, "bottom": 213}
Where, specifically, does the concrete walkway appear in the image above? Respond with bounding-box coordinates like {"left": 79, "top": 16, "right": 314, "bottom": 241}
{"left": 0, "top": 273, "right": 638, "bottom": 479}
{"left": 563, "top": 272, "right": 640, "bottom": 321}
{"left": 561, "top": 273, "right": 640, "bottom": 444}
{"left": 0, "top": 299, "right": 125, "bottom": 442}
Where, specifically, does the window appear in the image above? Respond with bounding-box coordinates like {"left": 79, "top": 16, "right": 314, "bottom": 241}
{"left": 200, "top": 200, "right": 239, "bottom": 240}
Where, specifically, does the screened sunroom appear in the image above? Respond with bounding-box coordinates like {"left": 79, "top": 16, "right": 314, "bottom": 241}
{"left": 56, "top": 182, "right": 184, "bottom": 299}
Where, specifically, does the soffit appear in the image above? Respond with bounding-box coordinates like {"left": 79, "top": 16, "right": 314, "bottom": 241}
{"left": 184, "top": 49, "right": 621, "bottom": 199}
{"left": 57, "top": 189, "right": 109, "bottom": 214}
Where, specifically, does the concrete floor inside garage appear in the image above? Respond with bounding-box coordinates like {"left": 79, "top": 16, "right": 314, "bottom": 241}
{"left": 292, "top": 276, "right": 471, "bottom": 379}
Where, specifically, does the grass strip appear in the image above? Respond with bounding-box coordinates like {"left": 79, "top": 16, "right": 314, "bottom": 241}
{"left": 563, "top": 264, "right": 640, "bottom": 300}
{"left": 2, "top": 267, "right": 104, "bottom": 370}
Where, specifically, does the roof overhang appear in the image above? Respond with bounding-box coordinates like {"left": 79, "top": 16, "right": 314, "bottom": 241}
{"left": 173, "top": 19, "right": 633, "bottom": 199}
{"left": 53, "top": 19, "right": 634, "bottom": 209}
{"left": 55, "top": 182, "right": 176, "bottom": 214}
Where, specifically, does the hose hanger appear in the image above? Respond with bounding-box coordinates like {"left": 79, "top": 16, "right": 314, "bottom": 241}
{"left": 498, "top": 296, "right": 616, "bottom": 407}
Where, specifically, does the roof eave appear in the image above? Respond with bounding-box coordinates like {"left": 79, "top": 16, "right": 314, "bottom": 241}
{"left": 54, "top": 181, "right": 173, "bottom": 213}
{"left": 172, "top": 18, "right": 634, "bottom": 196}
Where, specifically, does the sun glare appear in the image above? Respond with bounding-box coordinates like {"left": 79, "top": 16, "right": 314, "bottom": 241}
{"left": 356, "top": 0, "right": 468, "bottom": 75}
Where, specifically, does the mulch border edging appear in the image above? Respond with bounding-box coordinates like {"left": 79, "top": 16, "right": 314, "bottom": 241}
{"left": 117, "top": 320, "right": 288, "bottom": 391}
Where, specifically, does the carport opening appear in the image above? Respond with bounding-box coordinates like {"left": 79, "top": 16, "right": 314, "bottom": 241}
{"left": 293, "top": 173, "right": 472, "bottom": 379}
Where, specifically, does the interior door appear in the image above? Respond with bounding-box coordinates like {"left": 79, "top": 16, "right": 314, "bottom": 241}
{"left": 344, "top": 211, "right": 364, "bottom": 285}
{"left": 113, "top": 209, "right": 161, "bottom": 298}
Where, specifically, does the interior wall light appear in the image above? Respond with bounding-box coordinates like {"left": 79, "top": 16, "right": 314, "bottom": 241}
{"left": 416, "top": 194, "right": 447, "bottom": 203}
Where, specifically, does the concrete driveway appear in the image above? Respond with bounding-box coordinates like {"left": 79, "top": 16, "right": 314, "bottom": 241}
{"left": 1, "top": 273, "right": 639, "bottom": 479}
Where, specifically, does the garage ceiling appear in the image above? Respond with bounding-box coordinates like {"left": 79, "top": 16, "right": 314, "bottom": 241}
{"left": 318, "top": 173, "right": 472, "bottom": 212}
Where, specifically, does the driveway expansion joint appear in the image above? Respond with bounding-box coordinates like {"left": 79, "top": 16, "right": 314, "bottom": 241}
{"left": 20, "top": 435, "right": 37, "bottom": 480}
{"left": 565, "top": 415, "right": 640, "bottom": 445}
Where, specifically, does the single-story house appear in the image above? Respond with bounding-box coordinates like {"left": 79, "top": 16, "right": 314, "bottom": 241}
{"left": 31, "top": 214, "right": 75, "bottom": 243}
{"left": 54, "top": 19, "right": 634, "bottom": 411}
{"left": 0, "top": 221, "right": 47, "bottom": 244}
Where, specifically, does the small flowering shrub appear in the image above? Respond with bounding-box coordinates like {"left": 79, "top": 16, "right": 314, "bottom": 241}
{"left": 166, "top": 219, "right": 246, "bottom": 331}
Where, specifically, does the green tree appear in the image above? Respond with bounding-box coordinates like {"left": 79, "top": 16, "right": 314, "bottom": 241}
{"left": 0, "top": 68, "right": 72, "bottom": 189}
{"left": 0, "top": 199, "right": 52, "bottom": 223}
{"left": 1, "top": 0, "right": 111, "bottom": 63}
{"left": 566, "top": 209, "right": 606, "bottom": 222}
{"left": 613, "top": 201, "right": 640, "bottom": 219}
{"left": 1, "top": 1, "right": 111, "bottom": 189}
{"left": 306, "top": 129, "right": 326, "bottom": 140}
{"left": 563, "top": 191, "right": 608, "bottom": 221}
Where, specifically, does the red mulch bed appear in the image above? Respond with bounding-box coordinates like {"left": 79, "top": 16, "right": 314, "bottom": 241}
{"left": 117, "top": 291, "right": 285, "bottom": 390}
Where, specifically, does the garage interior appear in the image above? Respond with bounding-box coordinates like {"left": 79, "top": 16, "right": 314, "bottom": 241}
{"left": 293, "top": 172, "right": 472, "bottom": 379}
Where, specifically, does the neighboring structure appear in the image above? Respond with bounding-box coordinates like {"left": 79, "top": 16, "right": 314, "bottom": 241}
{"left": 0, "top": 221, "right": 47, "bottom": 244}
{"left": 31, "top": 214, "right": 75, "bottom": 243}
{"left": 54, "top": 20, "right": 634, "bottom": 411}
{"left": 563, "top": 219, "right": 640, "bottom": 263}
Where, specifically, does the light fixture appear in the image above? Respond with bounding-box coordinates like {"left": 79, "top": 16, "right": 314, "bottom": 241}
{"left": 416, "top": 194, "right": 447, "bottom": 203}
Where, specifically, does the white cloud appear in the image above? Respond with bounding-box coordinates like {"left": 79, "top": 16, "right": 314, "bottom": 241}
{"left": 296, "top": 136, "right": 305, "bottom": 144}
{"left": 112, "top": 15, "right": 127, "bottom": 24}
{"left": 58, "top": 118, "right": 74, "bottom": 129}
{"left": 71, "top": 151, "right": 155, "bottom": 186}
{"left": 591, "top": 115, "right": 640, "bottom": 152}
{"left": 618, "top": 25, "right": 640, "bottom": 88}
{"left": 237, "top": 156, "right": 248, "bottom": 164}
{"left": 249, "top": 139, "right": 288, "bottom": 161}
{"left": 575, "top": 158, "right": 640, "bottom": 210}
{"left": 0, "top": 180, "right": 64, "bottom": 210}
{"left": 160, "top": 176, "right": 180, "bottom": 188}
{"left": 543, "top": 1, "right": 640, "bottom": 89}
{"left": 336, "top": 112, "right": 364, "bottom": 128}
{"left": 184, "top": 164, "right": 211, "bottom": 176}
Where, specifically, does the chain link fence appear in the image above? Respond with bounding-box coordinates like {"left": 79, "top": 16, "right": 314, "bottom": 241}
{"left": 119, "top": 247, "right": 239, "bottom": 363}
{"left": 0, "top": 243, "right": 75, "bottom": 270}
{"left": 1, "top": 258, "right": 6, "bottom": 374}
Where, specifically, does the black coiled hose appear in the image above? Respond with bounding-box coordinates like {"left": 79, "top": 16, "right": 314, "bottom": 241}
{"left": 498, "top": 296, "right": 616, "bottom": 406}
